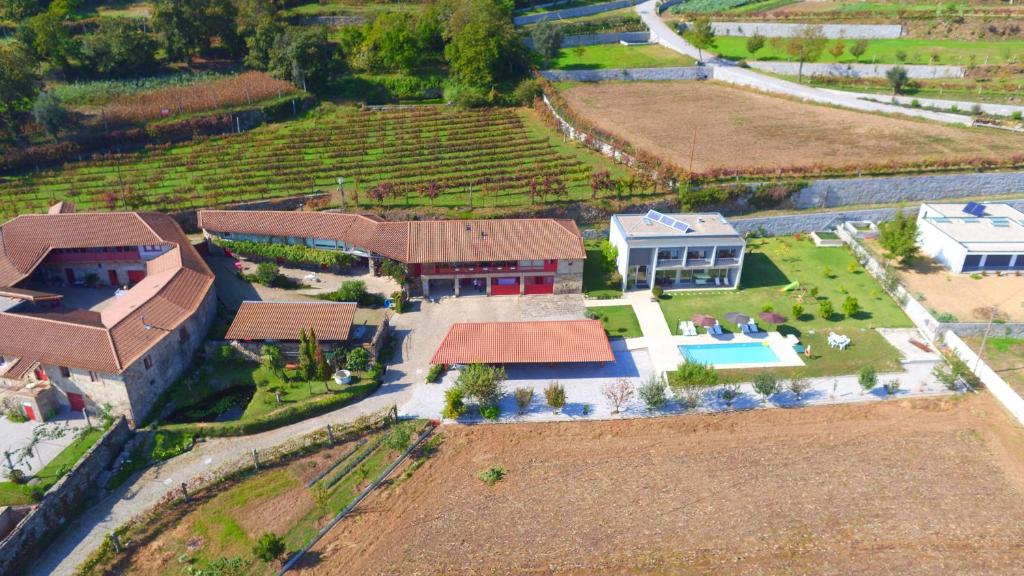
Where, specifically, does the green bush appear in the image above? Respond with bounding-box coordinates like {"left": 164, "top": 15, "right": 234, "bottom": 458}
{"left": 457, "top": 364, "right": 506, "bottom": 409}
{"left": 426, "top": 364, "right": 444, "bottom": 383}
{"left": 5, "top": 406, "right": 28, "bottom": 423}
{"left": 638, "top": 376, "right": 667, "bottom": 412}
{"left": 752, "top": 372, "right": 778, "bottom": 403}
{"left": 791, "top": 302, "right": 804, "bottom": 319}
{"left": 443, "top": 387, "right": 466, "bottom": 420}
{"left": 651, "top": 285, "right": 663, "bottom": 299}
{"left": 215, "top": 238, "right": 351, "bottom": 268}
{"left": 480, "top": 404, "right": 500, "bottom": 420}
{"left": 390, "top": 290, "right": 407, "bottom": 313}
{"left": 512, "top": 78, "right": 542, "bottom": 105}
{"left": 384, "top": 423, "right": 413, "bottom": 453}
{"left": 477, "top": 465, "right": 506, "bottom": 486}
{"left": 859, "top": 366, "right": 877, "bottom": 393}
{"left": 346, "top": 347, "right": 370, "bottom": 371}
{"left": 544, "top": 381, "right": 566, "bottom": 412}
{"left": 513, "top": 387, "right": 534, "bottom": 414}
{"left": 151, "top": 430, "right": 193, "bottom": 461}
{"left": 335, "top": 280, "right": 367, "bottom": 303}
{"left": 252, "top": 532, "right": 286, "bottom": 562}
{"left": 219, "top": 344, "right": 235, "bottom": 360}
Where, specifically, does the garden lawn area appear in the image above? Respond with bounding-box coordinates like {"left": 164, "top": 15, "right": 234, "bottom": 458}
{"left": 588, "top": 305, "right": 642, "bottom": 338}
{"left": 714, "top": 36, "right": 1024, "bottom": 66}
{"left": 0, "top": 426, "right": 106, "bottom": 506}
{"left": 547, "top": 44, "right": 696, "bottom": 70}
{"left": 582, "top": 239, "right": 623, "bottom": 298}
{"left": 965, "top": 336, "right": 1024, "bottom": 397}
{"left": 659, "top": 236, "right": 910, "bottom": 376}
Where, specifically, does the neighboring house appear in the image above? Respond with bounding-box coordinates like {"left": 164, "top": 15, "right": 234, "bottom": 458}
{"left": 917, "top": 202, "right": 1024, "bottom": 273}
{"left": 0, "top": 204, "right": 216, "bottom": 424}
{"left": 609, "top": 210, "right": 746, "bottom": 291}
{"left": 198, "top": 211, "right": 586, "bottom": 297}
{"left": 225, "top": 301, "right": 358, "bottom": 357}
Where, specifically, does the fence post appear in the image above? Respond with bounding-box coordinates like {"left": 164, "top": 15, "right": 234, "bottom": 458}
{"left": 110, "top": 532, "right": 122, "bottom": 553}
{"left": 180, "top": 482, "right": 190, "bottom": 504}
{"left": 327, "top": 424, "right": 335, "bottom": 446}
{"left": 252, "top": 448, "right": 260, "bottom": 470}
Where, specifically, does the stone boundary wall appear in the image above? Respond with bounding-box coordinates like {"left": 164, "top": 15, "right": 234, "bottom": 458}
{"left": 514, "top": 0, "right": 637, "bottom": 26}
{"left": 833, "top": 90, "right": 1024, "bottom": 118}
{"left": 710, "top": 22, "right": 903, "bottom": 39}
{"left": 0, "top": 417, "right": 131, "bottom": 575}
{"left": 523, "top": 31, "right": 650, "bottom": 50}
{"left": 942, "top": 323, "right": 1024, "bottom": 338}
{"left": 541, "top": 66, "right": 709, "bottom": 82}
{"left": 793, "top": 172, "right": 1024, "bottom": 209}
{"left": 748, "top": 61, "right": 964, "bottom": 80}
{"left": 943, "top": 331, "right": 1024, "bottom": 424}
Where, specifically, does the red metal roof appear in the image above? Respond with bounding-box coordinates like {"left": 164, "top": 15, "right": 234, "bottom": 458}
{"left": 226, "top": 301, "right": 357, "bottom": 342}
{"left": 431, "top": 320, "right": 614, "bottom": 365}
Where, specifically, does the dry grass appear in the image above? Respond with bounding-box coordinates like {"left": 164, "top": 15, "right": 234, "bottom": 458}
{"left": 560, "top": 81, "right": 1024, "bottom": 175}
{"left": 297, "top": 394, "right": 1024, "bottom": 575}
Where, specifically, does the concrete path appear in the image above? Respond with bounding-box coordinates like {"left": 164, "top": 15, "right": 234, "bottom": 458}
{"left": 623, "top": 291, "right": 683, "bottom": 373}
{"left": 635, "top": 0, "right": 972, "bottom": 126}
{"left": 821, "top": 88, "right": 1024, "bottom": 118}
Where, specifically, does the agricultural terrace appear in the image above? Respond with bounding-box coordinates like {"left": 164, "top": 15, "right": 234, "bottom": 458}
{"left": 546, "top": 43, "right": 696, "bottom": 70}
{"left": 294, "top": 395, "right": 1024, "bottom": 575}
{"left": 659, "top": 235, "right": 911, "bottom": 379}
{"left": 0, "top": 105, "right": 631, "bottom": 218}
{"left": 713, "top": 37, "right": 1024, "bottom": 66}
{"left": 282, "top": 0, "right": 431, "bottom": 18}
{"left": 559, "top": 81, "right": 1024, "bottom": 176}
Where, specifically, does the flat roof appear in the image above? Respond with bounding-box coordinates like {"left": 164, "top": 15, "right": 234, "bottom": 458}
{"left": 225, "top": 301, "right": 357, "bottom": 342}
{"left": 613, "top": 212, "right": 741, "bottom": 239}
{"left": 431, "top": 320, "right": 614, "bottom": 365}
{"left": 921, "top": 203, "right": 1024, "bottom": 251}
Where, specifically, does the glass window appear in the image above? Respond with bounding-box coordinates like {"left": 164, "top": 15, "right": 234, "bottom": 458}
{"left": 59, "top": 366, "right": 70, "bottom": 378}
{"left": 986, "top": 255, "right": 1012, "bottom": 268}
{"left": 144, "top": 356, "right": 153, "bottom": 371}
{"left": 717, "top": 248, "right": 738, "bottom": 259}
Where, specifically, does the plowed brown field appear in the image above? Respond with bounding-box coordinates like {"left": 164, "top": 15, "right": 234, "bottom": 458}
{"left": 297, "top": 394, "right": 1024, "bottom": 576}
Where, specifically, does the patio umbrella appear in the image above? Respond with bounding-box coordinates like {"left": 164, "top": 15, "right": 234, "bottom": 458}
{"left": 759, "top": 311, "right": 786, "bottom": 325}
{"left": 724, "top": 312, "right": 750, "bottom": 325}
{"left": 691, "top": 313, "right": 717, "bottom": 327}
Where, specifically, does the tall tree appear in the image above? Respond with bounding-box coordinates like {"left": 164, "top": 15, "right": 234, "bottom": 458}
{"left": 683, "top": 16, "right": 716, "bottom": 64}
{"left": 784, "top": 25, "right": 828, "bottom": 83}
{"left": 530, "top": 21, "right": 562, "bottom": 68}
{"left": 0, "top": 44, "right": 40, "bottom": 140}
{"left": 31, "top": 91, "right": 66, "bottom": 139}
{"left": 268, "top": 25, "right": 341, "bottom": 93}
{"left": 24, "top": 8, "right": 78, "bottom": 72}
{"left": 0, "top": 0, "right": 42, "bottom": 21}
{"left": 243, "top": 16, "right": 284, "bottom": 70}
{"left": 359, "top": 12, "right": 422, "bottom": 73}
{"left": 878, "top": 209, "right": 920, "bottom": 265}
{"left": 442, "top": 0, "right": 526, "bottom": 90}
{"left": 153, "top": 0, "right": 239, "bottom": 69}
{"left": 81, "top": 19, "right": 159, "bottom": 78}
{"left": 885, "top": 65, "right": 910, "bottom": 95}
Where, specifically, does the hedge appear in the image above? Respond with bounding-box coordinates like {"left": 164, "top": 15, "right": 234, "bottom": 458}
{"left": 215, "top": 238, "right": 352, "bottom": 268}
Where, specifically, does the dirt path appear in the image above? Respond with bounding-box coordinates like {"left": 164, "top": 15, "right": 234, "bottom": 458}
{"left": 298, "top": 393, "right": 1024, "bottom": 575}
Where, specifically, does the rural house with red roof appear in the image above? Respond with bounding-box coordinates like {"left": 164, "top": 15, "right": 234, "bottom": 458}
{"left": 0, "top": 204, "right": 216, "bottom": 424}
{"left": 198, "top": 210, "right": 587, "bottom": 297}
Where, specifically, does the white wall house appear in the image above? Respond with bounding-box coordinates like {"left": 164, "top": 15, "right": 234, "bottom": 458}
{"left": 609, "top": 210, "right": 746, "bottom": 291}
{"left": 917, "top": 203, "right": 1024, "bottom": 273}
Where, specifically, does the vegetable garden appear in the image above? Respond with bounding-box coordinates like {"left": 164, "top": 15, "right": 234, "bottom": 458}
{"left": 0, "top": 105, "right": 630, "bottom": 218}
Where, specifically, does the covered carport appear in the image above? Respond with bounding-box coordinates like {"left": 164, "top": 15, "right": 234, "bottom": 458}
{"left": 431, "top": 319, "right": 615, "bottom": 367}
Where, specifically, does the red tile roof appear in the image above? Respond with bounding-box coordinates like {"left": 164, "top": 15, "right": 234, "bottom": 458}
{"left": 0, "top": 210, "right": 214, "bottom": 375}
{"left": 431, "top": 320, "right": 614, "bottom": 365}
{"left": 226, "top": 301, "right": 357, "bottom": 342}
{"left": 198, "top": 211, "right": 586, "bottom": 264}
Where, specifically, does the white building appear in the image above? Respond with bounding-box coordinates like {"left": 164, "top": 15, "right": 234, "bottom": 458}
{"left": 916, "top": 202, "right": 1024, "bottom": 273}
{"left": 609, "top": 210, "right": 746, "bottom": 291}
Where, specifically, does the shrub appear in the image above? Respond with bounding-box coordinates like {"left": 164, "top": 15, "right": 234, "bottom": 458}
{"left": 842, "top": 296, "right": 861, "bottom": 318}
{"left": 752, "top": 372, "right": 778, "bottom": 404}
{"left": 252, "top": 532, "right": 286, "bottom": 562}
{"left": 514, "top": 387, "right": 534, "bottom": 414}
{"left": 384, "top": 423, "right": 413, "bottom": 453}
{"left": 443, "top": 387, "right": 467, "bottom": 420}
{"left": 457, "top": 364, "right": 506, "bottom": 409}
{"left": 254, "top": 262, "right": 281, "bottom": 286}
{"left": 218, "top": 344, "right": 235, "bottom": 360}
{"left": 720, "top": 383, "right": 741, "bottom": 407}
{"left": 822, "top": 266, "right": 832, "bottom": 278}
{"left": 791, "top": 302, "right": 804, "bottom": 319}
{"left": 1013, "top": 110, "right": 1023, "bottom": 121}
{"left": 601, "top": 377, "right": 634, "bottom": 414}
{"left": 544, "top": 381, "right": 566, "bottom": 412}
{"left": 8, "top": 469, "right": 26, "bottom": 484}
{"left": 638, "top": 375, "right": 667, "bottom": 412}
{"left": 788, "top": 376, "right": 811, "bottom": 400}
{"left": 151, "top": 430, "right": 193, "bottom": 461}
{"left": 761, "top": 303, "right": 774, "bottom": 313}
{"left": 883, "top": 379, "right": 900, "bottom": 396}
{"left": 390, "top": 290, "right": 407, "bottom": 313}
{"left": 651, "top": 285, "right": 663, "bottom": 299}
{"left": 818, "top": 298, "right": 834, "bottom": 320}
{"left": 512, "top": 78, "right": 542, "bottom": 105}
{"left": 477, "top": 465, "right": 506, "bottom": 486}
{"left": 480, "top": 405, "right": 500, "bottom": 420}
{"left": 346, "top": 348, "right": 370, "bottom": 371}
{"left": 847, "top": 262, "right": 858, "bottom": 273}
{"left": 335, "top": 280, "right": 368, "bottom": 303}
{"left": 859, "top": 366, "right": 877, "bottom": 394}
{"left": 426, "top": 364, "right": 444, "bottom": 383}
{"left": 5, "top": 406, "right": 28, "bottom": 423}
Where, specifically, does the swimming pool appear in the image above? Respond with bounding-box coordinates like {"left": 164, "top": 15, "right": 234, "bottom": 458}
{"left": 679, "top": 341, "right": 781, "bottom": 366}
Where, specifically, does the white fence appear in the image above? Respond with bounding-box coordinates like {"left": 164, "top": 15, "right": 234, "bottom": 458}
{"left": 943, "top": 331, "right": 1024, "bottom": 424}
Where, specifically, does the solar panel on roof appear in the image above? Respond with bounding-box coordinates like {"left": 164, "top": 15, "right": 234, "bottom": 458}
{"left": 671, "top": 220, "right": 691, "bottom": 233}
{"left": 963, "top": 202, "right": 986, "bottom": 217}
{"left": 646, "top": 209, "right": 664, "bottom": 221}
{"left": 991, "top": 218, "right": 1010, "bottom": 228}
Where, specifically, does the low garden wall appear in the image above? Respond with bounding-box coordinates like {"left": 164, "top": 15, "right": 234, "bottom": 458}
{"left": 793, "top": 172, "right": 1024, "bottom": 209}
{"left": 523, "top": 31, "right": 650, "bottom": 50}
{"left": 0, "top": 417, "right": 131, "bottom": 575}
{"left": 849, "top": 93, "right": 1024, "bottom": 118}
{"left": 748, "top": 61, "right": 965, "bottom": 80}
{"left": 942, "top": 331, "right": 1024, "bottom": 424}
{"left": 541, "top": 66, "right": 709, "bottom": 82}
{"left": 709, "top": 22, "right": 903, "bottom": 39}
{"left": 514, "top": 0, "right": 638, "bottom": 26}
{"left": 941, "top": 323, "right": 1024, "bottom": 338}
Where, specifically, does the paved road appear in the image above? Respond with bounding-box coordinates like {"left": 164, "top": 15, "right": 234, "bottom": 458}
{"left": 635, "top": 0, "right": 971, "bottom": 126}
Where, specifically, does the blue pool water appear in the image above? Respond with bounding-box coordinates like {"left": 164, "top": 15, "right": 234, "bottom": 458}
{"left": 679, "top": 342, "right": 780, "bottom": 365}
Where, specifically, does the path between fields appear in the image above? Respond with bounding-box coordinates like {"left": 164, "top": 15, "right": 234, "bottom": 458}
{"left": 635, "top": 0, "right": 969, "bottom": 125}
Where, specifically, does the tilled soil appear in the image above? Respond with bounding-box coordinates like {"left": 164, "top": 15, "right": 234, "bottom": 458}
{"left": 560, "top": 81, "right": 1024, "bottom": 174}
{"left": 297, "top": 394, "right": 1024, "bottom": 575}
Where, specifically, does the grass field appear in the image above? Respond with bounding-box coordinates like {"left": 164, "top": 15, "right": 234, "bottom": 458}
{"left": 966, "top": 336, "right": 1024, "bottom": 396}
{"left": 560, "top": 81, "right": 1024, "bottom": 174}
{"left": 715, "top": 36, "right": 1024, "bottom": 66}
{"left": 546, "top": 43, "right": 696, "bottom": 69}
{"left": 294, "top": 394, "right": 1024, "bottom": 575}
{"left": 659, "top": 236, "right": 909, "bottom": 377}
{"left": 0, "top": 105, "right": 632, "bottom": 218}
{"left": 587, "top": 305, "right": 642, "bottom": 338}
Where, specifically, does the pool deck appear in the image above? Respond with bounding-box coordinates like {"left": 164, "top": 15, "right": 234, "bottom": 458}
{"left": 673, "top": 332, "right": 806, "bottom": 370}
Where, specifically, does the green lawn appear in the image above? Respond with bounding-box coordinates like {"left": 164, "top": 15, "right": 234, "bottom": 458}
{"left": 659, "top": 236, "right": 910, "bottom": 377}
{"left": 715, "top": 36, "right": 1024, "bottom": 66}
{"left": 519, "top": 0, "right": 615, "bottom": 16}
{"left": 965, "top": 336, "right": 1024, "bottom": 396}
{"left": 0, "top": 425, "right": 106, "bottom": 506}
{"left": 588, "top": 305, "right": 642, "bottom": 338}
{"left": 547, "top": 43, "right": 696, "bottom": 70}
{"left": 582, "top": 239, "right": 623, "bottom": 299}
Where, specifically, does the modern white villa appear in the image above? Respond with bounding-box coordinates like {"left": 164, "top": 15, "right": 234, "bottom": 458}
{"left": 609, "top": 210, "right": 746, "bottom": 291}
{"left": 916, "top": 202, "right": 1024, "bottom": 273}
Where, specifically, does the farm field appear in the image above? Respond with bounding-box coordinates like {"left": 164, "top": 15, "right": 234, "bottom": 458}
{"left": 546, "top": 43, "right": 696, "bottom": 69}
{"left": 714, "top": 36, "right": 1024, "bottom": 66}
{"left": 282, "top": 0, "right": 429, "bottom": 17}
{"left": 294, "top": 393, "right": 1024, "bottom": 575}
{"left": 559, "top": 81, "right": 1024, "bottom": 174}
{"left": 0, "top": 105, "right": 632, "bottom": 218}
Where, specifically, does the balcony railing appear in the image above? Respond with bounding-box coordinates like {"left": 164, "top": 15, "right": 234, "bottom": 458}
{"left": 715, "top": 257, "right": 740, "bottom": 266}
{"left": 685, "top": 258, "right": 711, "bottom": 267}
{"left": 423, "top": 262, "right": 556, "bottom": 275}
{"left": 656, "top": 258, "right": 684, "bottom": 268}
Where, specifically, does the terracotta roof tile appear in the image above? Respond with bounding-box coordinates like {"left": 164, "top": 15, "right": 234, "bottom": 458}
{"left": 431, "top": 320, "right": 613, "bottom": 365}
{"left": 226, "top": 301, "right": 357, "bottom": 342}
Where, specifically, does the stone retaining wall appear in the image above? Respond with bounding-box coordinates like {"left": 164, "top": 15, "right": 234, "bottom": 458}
{"left": 710, "top": 22, "right": 903, "bottom": 39}
{"left": 748, "top": 61, "right": 965, "bottom": 79}
{"left": 541, "top": 65, "right": 709, "bottom": 82}
{"left": 0, "top": 418, "right": 131, "bottom": 575}
{"left": 793, "top": 172, "right": 1024, "bottom": 209}
{"left": 523, "top": 31, "right": 650, "bottom": 50}
{"left": 514, "top": 0, "right": 637, "bottom": 26}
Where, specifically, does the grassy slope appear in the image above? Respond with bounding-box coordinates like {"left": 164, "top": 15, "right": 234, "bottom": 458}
{"left": 0, "top": 426, "right": 105, "bottom": 506}
{"left": 548, "top": 44, "right": 697, "bottom": 69}
{"left": 715, "top": 36, "right": 1024, "bottom": 66}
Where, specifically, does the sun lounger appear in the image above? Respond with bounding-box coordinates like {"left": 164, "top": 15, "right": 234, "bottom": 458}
{"left": 746, "top": 319, "right": 761, "bottom": 333}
